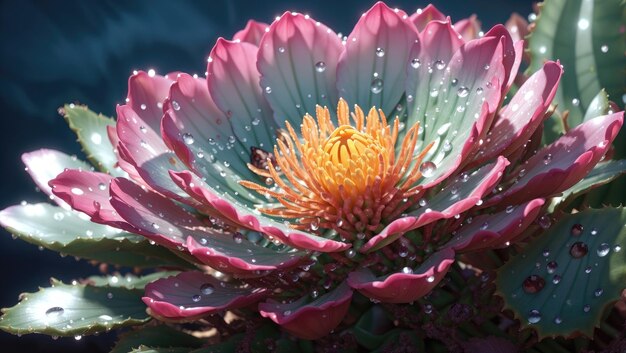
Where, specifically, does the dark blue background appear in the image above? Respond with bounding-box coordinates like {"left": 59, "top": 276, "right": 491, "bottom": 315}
{"left": 0, "top": 1, "right": 532, "bottom": 351}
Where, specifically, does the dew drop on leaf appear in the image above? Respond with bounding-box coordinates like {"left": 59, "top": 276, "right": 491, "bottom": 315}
{"left": 570, "top": 223, "right": 583, "bottom": 236}
{"left": 569, "top": 241, "right": 588, "bottom": 258}
{"left": 522, "top": 275, "right": 545, "bottom": 294}
{"left": 419, "top": 161, "right": 436, "bottom": 177}
{"left": 200, "top": 283, "right": 215, "bottom": 295}
{"left": 45, "top": 307, "right": 64, "bottom": 317}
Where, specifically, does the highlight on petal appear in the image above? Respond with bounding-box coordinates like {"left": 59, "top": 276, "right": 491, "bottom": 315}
{"left": 143, "top": 271, "right": 266, "bottom": 320}
{"left": 258, "top": 11, "right": 342, "bottom": 128}
{"left": 22, "top": 149, "right": 92, "bottom": 208}
{"left": 362, "top": 156, "right": 508, "bottom": 252}
{"left": 472, "top": 61, "right": 562, "bottom": 166}
{"left": 348, "top": 248, "right": 454, "bottom": 303}
{"left": 49, "top": 170, "right": 128, "bottom": 227}
{"left": 488, "top": 112, "right": 624, "bottom": 206}
{"left": 126, "top": 71, "right": 173, "bottom": 133}
{"left": 447, "top": 198, "right": 545, "bottom": 252}
{"left": 258, "top": 283, "right": 353, "bottom": 340}
{"left": 337, "top": 2, "right": 418, "bottom": 117}
{"left": 170, "top": 170, "right": 350, "bottom": 253}
{"left": 409, "top": 4, "right": 446, "bottom": 31}
{"left": 454, "top": 15, "right": 482, "bottom": 41}
{"left": 207, "top": 38, "right": 277, "bottom": 148}
{"left": 232, "top": 20, "right": 268, "bottom": 45}
{"left": 482, "top": 25, "right": 517, "bottom": 92}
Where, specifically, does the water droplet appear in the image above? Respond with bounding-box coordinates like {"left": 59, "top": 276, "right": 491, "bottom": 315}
{"left": 370, "top": 78, "right": 384, "bottom": 94}
{"left": 483, "top": 64, "right": 490, "bottom": 70}
{"left": 74, "top": 335, "right": 82, "bottom": 341}
{"left": 572, "top": 98, "right": 580, "bottom": 106}
{"left": 457, "top": 86, "right": 469, "bottom": 98}
{"left": 401, "top": 267, "right": 413, "bottom": 274}
{"left": 434, "top": 60, "right": 446, "bottom": 70}
{"left": 192, "top": 294, "right": 201, "bottom": 302}
{"left": 99, "top": 315, "right": 113, "bottom": 321}
{"left": 528, "top": 309, "right": 541, "bottom": 324}
{"left": 45, "top": 307, "right": 64, "bottom": 317}
{"left": 336, "top": 218, "right": 344, "bottom": 227}
{"left": 172, "top": 100, "right": 181, "bottom": 111}
{"left": 596, "top": 243, "right": 610, "bottom": 257}
{"left": 315, "top": 61, "right": 326, "bottom": 72}
{"left": 426, "top": 275, "right": 435, "bottom": 283}
{"left": 418, "top": 198, "right": 428, "bottom": 207}
{"left": 98, "top": 183, "right": 106, "bottom": 191}
{"left": 577, "top": 18, "right": 590, "bottom": 30}
{"left": 345, "top": 249, "right": 356, "bottom": 258}
{"left": 375, "top": 47, "right": 385, "bottom": 57}
{"left": 523, "top": 275, "right": 545, "bottom": 294}
{"left": 570, "top": 224, "right": 584, "bottom": 236}
{"left": 265, "top": 86, "right": 272, "bottom": 94}
{"left": 552, "top": 274, "right": 562, "bottom": 284}
{"left": 480, "top": 222, "right": 489, "bottom": 230}
{"left": 430, "top": 88, "right": 439, "bottom": 97}
{"left": 543, "top": 153, "right": 552, "bottom": 165}
{"left": 600, "top": 45, "right": 608, "bottom": 53}
{"left": 410, "top": 58, "right": 421, "bottom": 68}
{"left": 356, "top": 232, "right": 366, "bottom": 240}
{"left": 505, "top": 205, "right": 515, "bottom": 214}
{"left": 71, "top": 187, "right": 84, "bottom": 195}
{"left": 419, "top": 161, "right": 437, "bottom": 177}
{"left": 424, "top": 304, "right": 433, "bottom": 314}
{"left": 278, "top": 47, "right": 285, "bottom": 53}
{"left": 583, "top": 304, "right": 591, "bottom": 313}
{"left": 570, "top": 241, "right": 588, "bottom": 258}
{"left": 547, "top": 261, "right": 558, "bottom": 274}
{"left": 140, "top": 103, "right": 147, "bottom": 110}
{"left": 200, "top": 283, "right": 215, "bottom": 295}
{"left": 614, "top": 245, "right": 622, "bottom": 252}
{"left": 283, "top": 310, "right": 292, "bottom": 316}
{"left": 585, "top": 266, "right": 592, "bottom": 274}
{"left": 182, "top": 133, "right": 195, "bottom": 145}
{"left": 442, "top": 140, "right": 452, "bottom": 152}
{"left": 106, "top": 292, "right": 114, "bottom": 299}
{"left": 151, "top": 223, "right": 160, "bottom": 230}
{"left": 233, "top": 232, "right": 244, "bottom": 244}
{"left": 310, "top": 219, "right": 320, "bottom": 231}
{"left": 594, "top": 288, "right": 603, "bottom": 297}
{"left": 476, "top": 87, "right": 484, "bottom": 95}
{"left": 538, "top": 215, "right": 551, "bottom": 229}
{"left": 554, "top": 316, "right": 562, "bottom": 324}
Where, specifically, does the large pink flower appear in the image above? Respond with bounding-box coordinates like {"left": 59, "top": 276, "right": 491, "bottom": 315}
{"left": 5, "top": 2, "right": 621, "bottom": 340}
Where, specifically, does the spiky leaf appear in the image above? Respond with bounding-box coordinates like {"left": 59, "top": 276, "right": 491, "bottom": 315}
{"left": 528, "top": 0, "right": 625, "bottom": 140}
{"left": 130, "top": 347, "right": 191, "bottom": 353}
{"left": 0, "top": 203, "right": 190, "bottom": 268}
{"left": 87, "top": 272, "right": 180, "bottom": 289}
{"left": 497, "top": 207, "right": 626, "bottom": 338}
{"left": 0, "top": 279, "right": 149, "bottom": 337}
{"left": 62, "top": 104, "right": 124, "bottom": 176}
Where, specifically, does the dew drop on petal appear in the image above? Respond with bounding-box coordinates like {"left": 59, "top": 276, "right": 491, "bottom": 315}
{"left": 522, "top": 275, "right": 545, "bottom": 294}
{"left": 528, "top": 309, "right": 541, "bottom": 324}
{"left": 410, "top": 58, "right": 421, "bottom": 68}
{"left": 596, "top": 243, "right": 610, "bottom": 257}
{"left": 172, "top": 100, "right": 181, "bottom": 111}
{"left": 570, "top": 224, "right": 583, "bottom": 236}
{"left": 419, "top": 161, "right": 437, "bottom": 177}
{"left": 71, "top": 187, "right": 84, "bottom": 195}
{"left": 278, "top": 47, "right": 285, "bottom": 53}
{"left": 98, "top": 183, "right": 107, "bottom": 191}
{"left": 283, "top": 310, "right": 292, "bottom": 316}
{"left": 505, "top": 205, "right": 515, "bottom": 214}
{"left": 200, "top": 283, "right": 215, "bottom": 295}
{"left": 45, "top": 307, "right": 64, "bottom": 317}
{"left": 430, "top": 88, "right": 439, "bottom": 97}
{"left": 315, "top": 61, "right": 327, "bottom": 73}
{"left": 457, "top": 86, "right": 469, "bottom": 98}
{"left": 182, "top": 133, "right": 195, "bottom": 145}
{"left": 570, "top": 241, "right": 588, "bottom": 258}
{"left": 401, "top": 267, "right": 413, "bottom": 274}
{"left": 542, "top": 153, "right": 552, "bottom": 165}
{"left": 192, "top": 294, "right": 201, "bottom": 302}
{"left": 370, "top": 78, "right": 384, "bottom": 94}
{"left": 434, "top": 60, "right": 446, "bottom": 70}
{"left": 426, "top": 276, "right": 435, "bottom": 283}
{"left": 375, "top": 47, "right": 385, "bottom": 57}
{"left": 151, "top": 223, "right": 160, "bottom": 230}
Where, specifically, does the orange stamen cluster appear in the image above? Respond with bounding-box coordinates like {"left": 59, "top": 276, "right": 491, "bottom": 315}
{"left": 240, "top": 99, "right": 433, "bottom": 239}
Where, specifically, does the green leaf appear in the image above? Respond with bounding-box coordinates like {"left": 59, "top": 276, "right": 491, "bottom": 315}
{"left": 111, "top": 325, "right": 202, "bottom": 353}
{"left": 549, "top": 160, "right": 626, "bottom": 211}
{"left": 528, "top": 0, "right": 625, "bottom": 137}
{"left": 190, "top": 334, "right": 243, "bottom": 353}
{"left": 130, "top": 347, "right": 192, "bottom": 353}
{"left": 0, "top": 203, "right": 190, "bottom": 268}
{"left": 352, "top": 306, "right": 400, "bottom": 350}
{"left": 0, "top": 279, "right": 149, "bottom": 337}
{"left": 582, "top": 90, "right": 610, "bottom": 122}
{"left": 88, "top": 272, "right": 181, "bottom": 290}
{"left": 62, "top": 104, "right": 124, "bottom": 176}
{"left": 497, "top": 207, "right": 626, "bottom": 338}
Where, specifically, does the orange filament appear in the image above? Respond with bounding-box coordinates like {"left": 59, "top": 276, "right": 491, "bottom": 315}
{"left": 240, "top": 99, "right": 433, "bottom": 239}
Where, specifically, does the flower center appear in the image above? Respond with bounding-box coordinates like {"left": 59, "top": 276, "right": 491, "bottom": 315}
{"left": 241, "top": 99, "right": 432, "bottom": 240}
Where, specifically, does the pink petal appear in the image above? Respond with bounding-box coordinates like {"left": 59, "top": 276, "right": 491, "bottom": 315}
{"left": 170, "top": 170, "right": 350, "bottom": 253}
{"left": 348, "top": 248, "right": 455, "bottom": 303}
{"left": 406, "top": 33, "right": 506, "bottom": 188}
{"left": 49, "top": 170, "right": 129, "bottom": 228}
{"left": 258, "top": 283, "right": 352, "bottom": 340}
{"left": 106, "top": 125, "right": 142, "bottom": 182}
{"left": 207, "top": 38, "right": 277, "bottom": 147}
{"left": 483, "top": 25, "right": 517, "bottom": 93}
{"left": 161, "top": 73, "right": 261, "bottom": 186}
{"left": 258, "top": 12, "right": 342, "bottom": 127}
{"left": 116, "top": 104, "right": 193, "bottom": 201}
{"left": 409, "top": 4, "right": 446, "bottom": 31}
{"left": 362, "top": 157, "right": 509, "bottom": 253}
{"left": 505, "top": 13, "right": 529, "bottom": 43}
{"left": 232, "top": 20, "right": 269, "bottom": 45}
{"left": 22, "top": 149, "right": 91, "bottom": 208}
{"left": 488, "top": 112, "right": 624, "bottom": 206}
{"left": 446, "top": 198, "right": 545, "bottom": 252}
{"left": 454, "top": 15, "right": 482, "bottom": 41}
{"left": 471, "top": 61, "right": 562, "bottom": 166}
{"left": 143, "top": 271, "right": 267, "bottom": 320}
{"left": 126, "top": 71, "right": 173, "bottom": 133}
{"left": 337, "top": 2, "right": 417, "bottom": 116}
{"left": 109, "top": 177, "right": 303, "bottom": 273}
